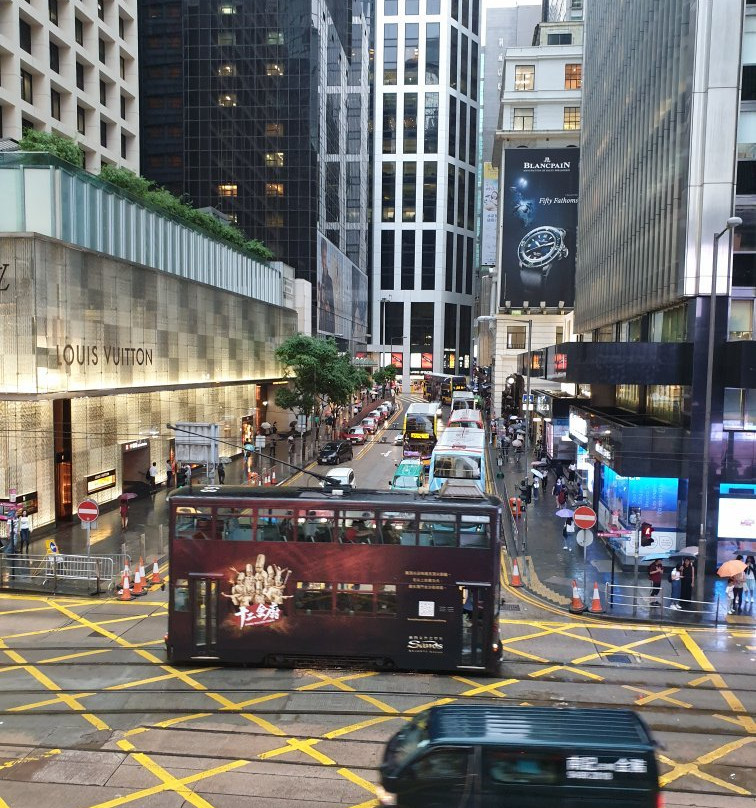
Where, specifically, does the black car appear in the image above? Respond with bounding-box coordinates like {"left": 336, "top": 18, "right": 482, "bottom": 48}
{"left": 318, "top": 440, "right": 353, "bottom": 465}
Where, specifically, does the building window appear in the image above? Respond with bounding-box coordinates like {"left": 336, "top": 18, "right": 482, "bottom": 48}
{"left": 77, "top": 105, "right": 85, "bottom": 134}
{"left": 20, "top": 70, "right": 33, "bottom": 103}
{"left": 97, "top": 0, "right": 104, "bottom": 21}
{"left": 265, "top": 182, "right": 284, "bottom": 197}
{"left": 405, "top": 22, "right": 419, "bottom": 85}
{"left": 98, "top": 38, "right": 106, "bottom": 63}
{"left": 218, "top": 31, "right": 236, "bottom": 46}
{"left": 506, "top": 326, "right": 526, "bottom": 350}
{"left": 729, "top": 299, "right": 754, "bottom": 340}
{"left": 401, "top": 231, "right": 415, "bottom": 290}
{"left": 426, "top": 22, "right": 439, "bottom": 84}
{"left": 19, "top": 19, "right": 32, "bottom": 53}
{"left": 514, "top": 65, "right": 534, "bottom": 91}
{"left": 266, "top": 122, "right": 284, "bottom": 136}
{"left": 402, "top": 162, "right": 416, "bottom": 221}
{"left": 120, "top": 95, "right": 126, "bottom": 119}
{"left": 563, "top": 106, "right": 581, "bottom": 130}
{"left": 382, "top": 162, "right": 396, "bottom": 222}
{"left": 76, "top": 62, "right": 84, "bottom": 90}
{"left": 424, "top": 92, "right": 439, "bottom": 153}
{"left": 120, "top": 133, "right": 127, "bottom": 159}
{"left": 120, "top": 56, "right": 126, "bottom": 80}
{"left": 266, "top": 213, "right": 284, "bottom": 228}
{"left": 384, "top": 23, "right": 397, "bottom": 84}
{"left": 449, "top": 26, "right": 458, "bottom": 89}
{"left": 100, "top": 119, "right": 108, "bottom": 147}
{"left": 404, "top": 93, "right": 418, "bottom": 153}
{"left": 217, "top": 63, "right": 236, "bottom": 76}
{"left": 75, "top": 17, "right": 83, "bottom": 45}
{"left": 737, "top": 160, "right": 756, "bottom": 194}
{"left": 118, "top": 15, "right": 124, "bottom": 39}
{"left": 219, "top": 3, "right": 237, "bottom": 13}
{"left": 218, "top": 93, "right": 237, "bottom": 107}
{"left": 547, "top": 33, "right": 572, "bottom": 45}
{"left": 50, "top": 41, "right": 60, "bottom": 72}
{"left": 266, "top": 30, "right": 284, "bottom": 45}
{"left": 421, "top": 231, "right": 435, "bottom": 290}
{"left": 217, "top": 183, "right": 238, "bottom": 197}
{"left": 51, "top": 89, "right": 61, "bottom": 120}
{"left": 100, "top": 80, "right": 107, "bottom": 106}
{"left": 565, "top": 63, "right": 582, "bottom": 90}
{"left": 513, "top": 107, "right": 533, "bottom": 131}
{"left": 265, "top": 152, "right": 284, "bottom": 167}
{"left": 423, "top": 162, "right": 437, "bottom": 222}
{"left": 265, "top": 62, "right": 284, "bottom": 76}
{"left": 49, "top": 0, "right": 58, "bottom": 25}
{"left": 381, "top": 230, "right": 395, "bottom": 290}
{"left": 555, "top": 326, "right": 564, "bottom": 343}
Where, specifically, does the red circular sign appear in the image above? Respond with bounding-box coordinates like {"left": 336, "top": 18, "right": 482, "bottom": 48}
{"left": 573, "top": 505, "right": 597, "bottom": 530}
{"left": 77, "top": 499, "right": 100, "bottom": 523}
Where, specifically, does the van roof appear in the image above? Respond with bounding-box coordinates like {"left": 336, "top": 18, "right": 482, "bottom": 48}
{"left": 428, "top": 706, "right": 655, "bottom": 752}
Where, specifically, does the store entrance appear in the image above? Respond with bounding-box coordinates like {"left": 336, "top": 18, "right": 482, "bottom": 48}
{"left": 121, "top": 442, "right": 150, "bottom": 490}
{"left": 53, "top": 399, "right": 72, "bottom": 521}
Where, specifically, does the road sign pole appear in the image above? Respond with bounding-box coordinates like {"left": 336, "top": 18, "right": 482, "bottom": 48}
{"left": 632, "top": 521, "right": 640, "bottom": 617}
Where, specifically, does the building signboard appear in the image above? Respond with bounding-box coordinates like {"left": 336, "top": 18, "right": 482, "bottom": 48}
{"left": 317, "top": 233, "right": 368, "bottom": 342}
{"left": 569, "top": 410, "right": 590, "bottom": 445}
{"left": 481, "top": 163, "right": 499, "bottom": 266}
{"left": 86, "top": 469, "right": 117, "bottom": 495}
{"left": 498, "top": 148, "right": 579, "bottom": 308}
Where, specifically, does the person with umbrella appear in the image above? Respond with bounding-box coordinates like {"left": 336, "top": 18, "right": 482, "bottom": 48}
{"left": 119, "top": 495, "right": 130, "bottom": 529}
{"left": 719, "top": 556, "right": 747, "bottom": 614}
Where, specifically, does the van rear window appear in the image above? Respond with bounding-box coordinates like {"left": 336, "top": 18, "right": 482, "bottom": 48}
{"left": 483, "top": 750, "right": 561, "bottom": 786}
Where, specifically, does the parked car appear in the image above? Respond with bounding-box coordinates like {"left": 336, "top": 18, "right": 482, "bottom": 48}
{"left": 318, "top": 440, "right": 353, "bottom": 465}
{"left": 361, "top": 417, "right": 377, "bottom": 434}
{"left": 320, "top": 467, "right": 356, "bottom": 489}
{"left": 370, "top": 409, "right": 386, "bottom": 424}
{"left": 377, "top": 404, "right": 391, "bottom": 419}
{"left": 346, "top": 426, "right": 366, "bottom": 444}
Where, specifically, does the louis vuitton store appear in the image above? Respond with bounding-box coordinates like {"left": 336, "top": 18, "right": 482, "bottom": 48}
{"left": 0, "top": 232, "right": 297, "bottom": 528}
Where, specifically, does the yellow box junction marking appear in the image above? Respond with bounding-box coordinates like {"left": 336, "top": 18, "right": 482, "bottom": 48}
{"left": 659, "top": 737, "right": 754, "bottom": 794}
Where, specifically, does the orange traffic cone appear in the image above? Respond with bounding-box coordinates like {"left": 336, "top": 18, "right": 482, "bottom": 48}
{"left": 264, "top": 470, "right": 270, "bottom": 486}
{"left": 271, "top": 469, "right": 277, "bottom": 485}
{"left": 569, "top": 579, "right": 585, "bottom": 613}
{"left": 510, "top": 557, "right": 523, "bottom": 588}
{"left": 151, "top": 558, "right": 161, "bottom": 584}
{"left": 138, "top": 556, "right": 146, "bottom": 583}
{"left": 589, "top": 582, "right": 604, "bottom": 613}
{"left": 132, "top": 566, "right": 144, "bottom": 596}
{"left": 120, "top": 572, "right": 134, "bottom": 601}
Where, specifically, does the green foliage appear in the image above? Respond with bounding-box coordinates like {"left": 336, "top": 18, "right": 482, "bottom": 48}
{"left": 19, "top": 129, "right": 83, "bottom": 168}
{"left": 373, "top": 364, "right": 398, "bottom": 386}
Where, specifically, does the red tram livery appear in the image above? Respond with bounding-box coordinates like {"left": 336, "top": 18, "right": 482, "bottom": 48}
{"left": 167, "top": 482, "right": 503, "bottom": 673}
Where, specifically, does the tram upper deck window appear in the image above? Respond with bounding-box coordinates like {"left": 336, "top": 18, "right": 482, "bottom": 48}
{"left": 460, "top": 515, "right": 490, "bottom": 548}
{"left": 218, "top": 507, "right": 252, "bottom": 541}
{"left": 340, "top": 509, "right": 378, "bottom": 543}
{"left": 256, "top": 508, "right": 294, "bottom": 541}
{"left": 175, "top": 507, "right": 215, "bottom": 539}
{"left": 381, "top": 512, "right": 417, "bottom": 545}
{"left": 296, "top": 509, "right": 336, "bottom": 542}
{"left": 418, "top": 512, "right": 456, "bottom": 546}
{"left": 295, "top": 581, "right": 332, "bottom": 612}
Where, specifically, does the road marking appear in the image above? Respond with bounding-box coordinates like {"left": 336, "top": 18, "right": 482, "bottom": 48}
{"left": 0, "top": 748, "right": 61, "bottom": 771}
{"left": 529, "top": 664, "right": 604, "bottom": 681}
{"left": 296, "top": 669, "right": 377, "bottom": 691}
{"left": 259, "top": 737, "right": 336, "bottom": 765}
{"left": 323, "top": 715, "right": 399, "bottom": 739}
{"left": 453, "top": 676, "right": 518, "bottom": 697}
{"left": 623, "top": 685, "right": 692, "bottom": 709}
{"left": 381, "top": 450, "right": 392, "bottom": 456}
{"left": 337, "top": 767, "right": 381, "bottom": 806}
{"left": 659, "top": 737, "right": 754, "bottom": 794}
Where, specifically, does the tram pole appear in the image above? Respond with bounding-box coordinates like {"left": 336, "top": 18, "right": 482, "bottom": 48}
{"left": 522, "top": 318, "right": 532, "bottom": 555}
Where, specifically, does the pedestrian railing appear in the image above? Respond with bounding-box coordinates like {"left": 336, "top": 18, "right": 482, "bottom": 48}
{"left": 605, "top": 582, "right": 726, "bottom": 624}
{"left": 0, "top": 553, "right": 117, "bottom": 595}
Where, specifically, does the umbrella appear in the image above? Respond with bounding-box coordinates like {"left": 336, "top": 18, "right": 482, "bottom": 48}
{"left": 218, "top": 456, "right": 232, "bottom": 465}
{"left": 717, "top": 559, "right": 746, "bottom": 577}
{"left": 673, "top": 546, "right": 699, "bottom": 557}
{"left": 260, "top": 421, "right": 272, "bottom": 430}
{"left": 120, "top": 492, "right": 137, "bottom": 501}
{"left": 555, "top": 507, "right": 575, "bottom": 518}
{"left": 530, "top": 467, "right": 547, "bottom": 479}
{"left": 511, "top": 439, "right": 523, "bottom": 448}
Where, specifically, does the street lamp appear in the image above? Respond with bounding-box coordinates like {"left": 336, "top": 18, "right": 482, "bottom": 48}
{"left": 696, "top": 215, "right": 742, "bottom": 605}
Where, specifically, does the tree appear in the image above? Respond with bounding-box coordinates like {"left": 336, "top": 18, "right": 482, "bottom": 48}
{"left": 373, "top": 364, "right": 398, "bottom": 394}
{"left": 19, "top": 129, "right": 83, "bottom": 168}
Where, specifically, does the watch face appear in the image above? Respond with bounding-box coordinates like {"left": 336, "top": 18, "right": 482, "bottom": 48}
{"left": 518, "top": 227, "right": 565, "bottom": 269}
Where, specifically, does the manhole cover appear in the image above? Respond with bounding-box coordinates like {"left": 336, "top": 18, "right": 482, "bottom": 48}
{"left": 601, "top": 653, "right": 634, "bottom": 664}
{"left": 500, "top": 603, "right": 521, "bottom": 611}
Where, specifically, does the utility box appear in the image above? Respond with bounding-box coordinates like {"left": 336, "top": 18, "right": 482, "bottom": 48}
{"left": 174, "top": 422, "right": 219, "bottom": 469}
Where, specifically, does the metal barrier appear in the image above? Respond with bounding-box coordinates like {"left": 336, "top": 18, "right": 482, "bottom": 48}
{"left": 0, "top": 553, "right": 117, "bottom": 595}
{"left": 605, "top": 582, "right": 724, "bottom": 624}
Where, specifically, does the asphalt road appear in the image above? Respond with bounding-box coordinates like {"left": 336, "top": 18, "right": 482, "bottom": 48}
{"left": 0, "top": 402, "right": 754, "bottom": 807}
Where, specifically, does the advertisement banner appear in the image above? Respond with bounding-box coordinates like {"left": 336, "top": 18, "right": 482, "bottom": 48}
{"left": 317, "top": 233, "right": 368, "bottom": 342}
{"left": 498, "top": 148, "right": 579, "bottom": 308}
{"left": 481, "top": 163, "right": 499, "bottom": 266}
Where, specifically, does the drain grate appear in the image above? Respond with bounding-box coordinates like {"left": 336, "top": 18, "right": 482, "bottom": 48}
{"left": 601, "top": 652, "right": 634, "bottom": 664}
{"left": 500, "top": 603, "right": 521, "bottom": 611}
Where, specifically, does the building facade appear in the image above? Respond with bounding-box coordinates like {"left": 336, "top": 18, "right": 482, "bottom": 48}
{"left": 0, "top": 0, "right": 139, "bottom": 172}
{"left": 531, "top": 0, "right": 756, "bottom": 582}
{"left": 138, "top": 0, "right": 371, "bottom": 348}
{"left": 0, "top": 154, "right": 297, "bottom": 529}
{"left": 369, "top": 0, "right": 481, "bottom": 386}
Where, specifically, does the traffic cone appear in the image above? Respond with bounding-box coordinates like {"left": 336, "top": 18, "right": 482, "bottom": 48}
{"left": 138, "top": 556, "right": 146, "bottom": 583}
{"left": 132, "top": 566, "right": 144, "bottom": 596}
{"left": 151, "top": 558, "right": 161, "bottom": 584}
{"left": 271, "top": 469, "right": 277, "bottom": 485}
{"left": 589, "top": 581, "right": 604, "bottom": 613}
{"left": 120, "top": 572, "right": 134, "bottom": 601}
{"left": 510, "top": 557, "right": 524, "bottom": 588}
{"left": 569, "top": 579, "right": 585, "bottom": 613}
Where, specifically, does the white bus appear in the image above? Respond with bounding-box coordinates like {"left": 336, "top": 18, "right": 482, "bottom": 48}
{"left": 428, "top": 427, "right": 487, "bottom": 492}
{"left": 450, "top": 390, "right": 481, "bottom": 413}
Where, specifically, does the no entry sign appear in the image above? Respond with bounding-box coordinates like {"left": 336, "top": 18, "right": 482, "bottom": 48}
{"left": 77, "top": 498, "right": 100, "bottom": 523}
{"left": 573, "top": 505, "right": 597, "bottom": 530}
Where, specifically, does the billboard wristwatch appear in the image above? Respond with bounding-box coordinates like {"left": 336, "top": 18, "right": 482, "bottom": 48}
{"left": 517, "top": 226, "right": 568, "bottom": 292}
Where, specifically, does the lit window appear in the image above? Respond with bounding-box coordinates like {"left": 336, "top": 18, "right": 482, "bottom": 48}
{"left": 266, "top": 63, "right": 284, "bottom": 76}
{"left": 217, "top": 63, "right": 236, "bottom": 76}
{"left": 218, "top": 94, "right": 237, "bottom": 107}
{"left": 266, "top": 213, "right": 284, "bottom": 228}
{"left": 564, "top": 63, "right": 582, "bottom": 90}
{"left": 219, "top": 3, "right": 237, "bottom": 13}
{"left": 266, "top": 122, "right": 284, "bottom": 136}
{"left": 265, "top": 182, "right": 284, "bottom": 197}
{"left": 563, "top": 106, "right": 581, "bottom": 130}
{"left": 267, "top": 31, "right": 284, "bottom": 45}
{"left": 512, "top": 107, "right": 533, "bottom": 131}
{"left": 265, "top": 152, "right": 284, "bottom": 167}
{"left": 514, "top": 65, "right": 534, "bottom": 91}
{"left": 217, "top": 183, "right": 238, "bottom": 197}
{"left": 227, "top": 213, "right": 238, "bottom": 224}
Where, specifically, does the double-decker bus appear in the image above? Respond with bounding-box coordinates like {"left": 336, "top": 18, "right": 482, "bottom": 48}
{"left": 428, "top": 427, "right": 487, "bottom": 492}
{"left": 422, "top": 373, "right": 467, "bottom": 405}
{"left": 167, "top": 482, "right": 503, "bottom": 672}
{"left": 447, "top": 408, "right": 485, "bottom": 430}
{"left": 402, "top": 402, "right": 442, "bottom": 465}
{"left": 450, "top": 390, "right": 482, "bottom": 413}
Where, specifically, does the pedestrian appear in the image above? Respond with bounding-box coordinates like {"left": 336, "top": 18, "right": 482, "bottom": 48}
{"left": 165, "top": 459, "right": 174, "bottom": 488}
{"left": 4, "top": 509, "right": 17, "bottom": 555}
{"left": 18, "top": 509, "right": 31, "bottom": 553}
{"left": 120, "top": 497, "right": 129, "bottom": 529}
{"left": 272, "top": 421, "right": 278, "bottom": 435}
{"left": 561, "top": 521, "right": 570, "bottom": 551}
{"left": 147, "top": 461, "right": 158, "bottom": 490}
{"left": 744, "top": 555, "right": 756, "bottom": 606}
{"left": 184, "top": 463, "right": 192, "bottom": 488}
{"left": 725, "top": 577, "right": 736, "bottom": 615}
{"left": 669, "top": 562, "right": 682, "bottom": 609}
{"left": 557, "top": 487, "right": 567, "bottom": 508}
{"left": 680, "top": 557, "right": 695, "bottom": 610}
{"left": 217, "top": 461, "right": 226, "bottom": 484}
{"left": 732, "top": 555, "right": 745, "bottom": 614}
{"left": 647, "top": 559, "right": 663, "bottom": 606}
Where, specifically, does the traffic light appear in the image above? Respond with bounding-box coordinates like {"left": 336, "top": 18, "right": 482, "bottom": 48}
{"left": 640, "top": 522, "right": 654, "bottom": 546}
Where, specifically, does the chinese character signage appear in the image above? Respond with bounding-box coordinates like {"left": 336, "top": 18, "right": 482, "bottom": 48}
{"left": 223, "top": 553, "right": 291, "bottom": 629}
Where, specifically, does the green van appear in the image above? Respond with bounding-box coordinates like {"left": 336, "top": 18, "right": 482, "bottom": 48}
{"left": 377, "top": 704, "right": 662, "bottom": 808}
{"left": 389, "top": 459, "right": 426, "bottom": 491}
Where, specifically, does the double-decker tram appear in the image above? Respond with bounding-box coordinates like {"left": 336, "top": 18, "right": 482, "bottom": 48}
{"left": 422, "top": 373, "right": 467, "bottom": 405}
{"left": 167, "top": 482, "right": 503, "bottom": 672}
